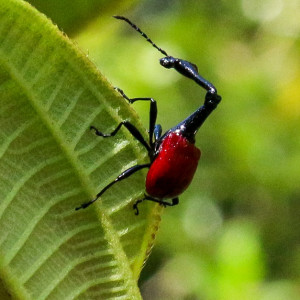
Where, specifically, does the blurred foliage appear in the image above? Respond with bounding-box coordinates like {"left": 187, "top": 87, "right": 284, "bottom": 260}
{"left": 26, "top": 0, "right": 137, "bottom": 35}
{"left": 27, "top": 0, "right": 300, "bottom": 299}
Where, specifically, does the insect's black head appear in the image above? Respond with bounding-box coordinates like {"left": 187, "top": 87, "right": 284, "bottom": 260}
{"left": 160, "top": 56, "right": 176, "bottom": 69}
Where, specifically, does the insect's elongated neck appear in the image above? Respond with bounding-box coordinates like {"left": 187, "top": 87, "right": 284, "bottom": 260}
{"left": 176, "top": 92, "right": 222, "bottom": 142}
{"left": 160, "top": 56, "right": 221, "bottom": 142}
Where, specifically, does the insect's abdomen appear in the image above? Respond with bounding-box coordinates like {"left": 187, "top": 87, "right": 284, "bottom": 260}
{"left": 146, "top": 132, "right": 201, "bottom": 199}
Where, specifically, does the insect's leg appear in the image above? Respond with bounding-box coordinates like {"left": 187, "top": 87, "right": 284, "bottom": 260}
{"left": 170, "top": 197, "right": 179, "bottom": 206}
{"left": 114, "top": 87, "right": 130, "bottom": 101}
{"left": 153, "top": 124, "right": 162, "bottom": 142}
{"left": 115, "top": 88, "right": 157, "bottom": 147}
{"left": 90, "top": 122, "right": 151, "bottom": 153}
{"left": 133, "top": 195, "right": 179, "bottom": 215}
{"left": 76, "top": 163, "right": 150, "bottom": 210}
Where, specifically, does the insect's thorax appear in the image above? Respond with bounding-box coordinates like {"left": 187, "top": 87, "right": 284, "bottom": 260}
{"left": 146, "top": 131, "right": 201, "bottom": 199}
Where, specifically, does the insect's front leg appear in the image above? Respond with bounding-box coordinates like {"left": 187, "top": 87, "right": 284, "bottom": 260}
{"left": 115, "top": 87, "right": 157, "bottom": 147}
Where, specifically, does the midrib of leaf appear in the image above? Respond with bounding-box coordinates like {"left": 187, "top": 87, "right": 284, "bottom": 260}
{"left": 0, "top": 0, "right": 151, "bottom": 299}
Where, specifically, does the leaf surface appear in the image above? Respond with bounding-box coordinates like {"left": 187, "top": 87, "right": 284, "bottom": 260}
{"left": 0, "top": 0, "right": 162, "bottom": 299}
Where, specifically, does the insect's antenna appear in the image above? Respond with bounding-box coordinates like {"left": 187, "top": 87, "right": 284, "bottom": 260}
{"left": 113, "top": 15, "right": 169, "bottom": 57}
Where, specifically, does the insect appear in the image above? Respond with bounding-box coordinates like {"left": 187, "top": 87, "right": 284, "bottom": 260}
{"left": 76, "top": 16, "right": 222, "bottom": 215}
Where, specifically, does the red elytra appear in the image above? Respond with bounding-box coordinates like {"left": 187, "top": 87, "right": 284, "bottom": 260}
{"left": 146, "top": 132, "right": 201, "bottom": 199}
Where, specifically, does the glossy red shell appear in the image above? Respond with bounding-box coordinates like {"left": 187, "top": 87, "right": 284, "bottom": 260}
{"left": 146, "top": 132, "right": 201, "bottom": 199}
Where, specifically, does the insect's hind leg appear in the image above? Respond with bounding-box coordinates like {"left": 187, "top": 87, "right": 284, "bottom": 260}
{"left": 133, "top": 195, "right": 179, "bottom": 215}
{"left": 115, "top": 87, "right": 157, "bottom": 147}
{"left": 76, "top": 163, "right": 150, "bottom": 210}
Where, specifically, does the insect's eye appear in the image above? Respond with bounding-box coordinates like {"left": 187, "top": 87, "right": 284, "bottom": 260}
{"left": 160, "top": 57, "right": 175, "bottom": 69}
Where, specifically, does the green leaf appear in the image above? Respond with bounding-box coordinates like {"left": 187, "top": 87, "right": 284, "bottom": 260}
{"left": 0, "top": 0, "right": 162, "bottom": 298}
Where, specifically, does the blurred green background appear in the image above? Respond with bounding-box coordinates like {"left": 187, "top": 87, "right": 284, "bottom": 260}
{"left": 26, "top": 0, "right": 300, "bottom": 299}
